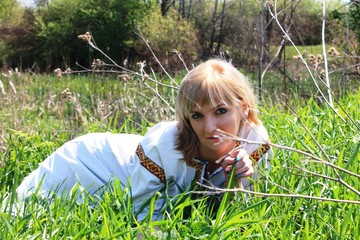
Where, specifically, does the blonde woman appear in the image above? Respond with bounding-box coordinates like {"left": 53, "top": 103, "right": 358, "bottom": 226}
{"left": 16, "top": 59, "right": 271, "bottom": 220}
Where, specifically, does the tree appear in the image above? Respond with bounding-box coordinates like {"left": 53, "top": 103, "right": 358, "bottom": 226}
{"left": 20, "top": 0, "right": 152, "bottom": 71}
{"left": 349, "top": 0, "right": 360, "bottom": 52}
{"left": 135, "top": 5, "right": 200, "bottom": 72}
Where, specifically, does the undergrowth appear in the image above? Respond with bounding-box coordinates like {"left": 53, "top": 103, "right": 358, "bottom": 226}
{"left": 0, "top": 73, "right": 359, "bottom": 239}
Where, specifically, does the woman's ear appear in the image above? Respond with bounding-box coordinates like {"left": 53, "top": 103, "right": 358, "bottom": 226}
{"left": 240, "top": 100, "right": 249, "bottom": 118}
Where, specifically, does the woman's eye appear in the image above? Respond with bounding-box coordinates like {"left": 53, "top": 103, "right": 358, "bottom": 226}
{"left": 216, "top": 108, "right": 227, "bottom": 114}
{"left": 191, "top": 113, "right": 202, "bottom": 119}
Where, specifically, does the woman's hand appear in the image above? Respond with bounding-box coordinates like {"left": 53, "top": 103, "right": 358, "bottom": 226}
{"left": 220, "top": 149, "right": 254, "bottom": 179}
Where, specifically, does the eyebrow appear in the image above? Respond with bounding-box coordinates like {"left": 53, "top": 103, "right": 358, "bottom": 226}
{"left": 190, "top": 103, "right": 226, "bottom": 112}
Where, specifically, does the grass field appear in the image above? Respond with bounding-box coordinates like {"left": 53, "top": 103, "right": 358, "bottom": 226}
{"left": 0, "top": 70, "right": 359, "bottom": 239}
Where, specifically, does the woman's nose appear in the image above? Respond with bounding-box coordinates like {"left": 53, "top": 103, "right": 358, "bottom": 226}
{"left": 204, "top": 117, "right": 217, "bottom": 133}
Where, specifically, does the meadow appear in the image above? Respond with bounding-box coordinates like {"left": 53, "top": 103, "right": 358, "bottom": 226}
{"left": 0, "top": 66, "right": 359, "bottom": 239}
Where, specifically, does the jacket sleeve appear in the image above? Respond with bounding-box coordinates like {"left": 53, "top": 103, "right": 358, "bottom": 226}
{"left": 128, "top": 122, "right": 196, "bottom": 220}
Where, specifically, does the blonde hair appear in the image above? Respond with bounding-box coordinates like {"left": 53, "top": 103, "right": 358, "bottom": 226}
{"left": 175, "top": 59, "right": 261, "bottom": 163}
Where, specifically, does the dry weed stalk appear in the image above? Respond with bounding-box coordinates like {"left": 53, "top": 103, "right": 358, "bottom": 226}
{"left": 194, "top": 183, "right": 360, "bottom": 205}
{"left": 265, "top": 2, "right": 349, "bottom": 123}
{"left": 0, "top": 79, "right": 6, "bottom": 95}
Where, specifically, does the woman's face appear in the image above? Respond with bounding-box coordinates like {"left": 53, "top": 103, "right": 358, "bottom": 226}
{"left": 189, "top": 101, "right": 244, "bottom": 161}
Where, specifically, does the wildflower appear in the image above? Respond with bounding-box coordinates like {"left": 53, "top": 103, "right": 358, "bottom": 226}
{"left": 319, "top": 69, "right": 325, "bottom": 79}
{"left": 78, "top": 32, "right": 92, "bottom": 43}
{"left": 292, "top": 55, "right": 301, "bottom": 60}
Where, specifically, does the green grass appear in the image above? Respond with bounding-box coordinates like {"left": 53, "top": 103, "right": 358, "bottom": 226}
{"left": 0, "top": 72, "right": 359, "bottom": 239}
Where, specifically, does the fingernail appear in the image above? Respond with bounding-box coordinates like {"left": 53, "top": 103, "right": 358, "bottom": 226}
{"left": 235, "top": 157, "right": 242, "bottom": 162}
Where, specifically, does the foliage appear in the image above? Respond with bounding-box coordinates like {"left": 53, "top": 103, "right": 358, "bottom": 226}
{"left": 135, "top": 6, "right": 200, "bottom": 73}
{"left": 0, "top": 0, "right": 25, "bottom": 68}
{"left": 2, "top": 0, "right": 358, "bottom": 74}
{"left": 3, "top": 0, "right": 153, "bottom": 71}
{"left": 349, "top": 1, "right": 360, "bottom": 52}
{"left": 0, "top": 0, "right": 23, "bottom": 26}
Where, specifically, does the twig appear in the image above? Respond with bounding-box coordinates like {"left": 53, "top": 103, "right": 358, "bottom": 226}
{"left": 214, "top": 129, "right": 360, "bottom": 179}
{"left": 321, "top": 0, "right": 333, "bottom": 107}
{"left": 267, "top": 5, "right": 346, "bottom": 123}
{"left": 193, "top": 183, "right": 360, "bottom": 205}
{"left": 136, "top": 30, "right": 179, "bottom": 88}
{"left": 172, "top": 49, "right": 190, "bottom": 72}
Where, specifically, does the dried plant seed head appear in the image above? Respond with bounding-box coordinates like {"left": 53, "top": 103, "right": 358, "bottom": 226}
{"left": 61, "top": 88, "right": 72, "bottom": 100}
{"left": 78, "top": 32, "right": 92, "bottom": 42}
{"left": 65, "top": 68, "right": 72, "bottom": 74}
{"left": 124, "top": 109, "right": 131, "bottom": 117}
{"left": 309, "top": 54, "right": 315, "bottom": 59}
{"left": 316, "top": 54, "right": 323, "bottom": 63}
{"left": 265, "top": 0, "right": 274, "bottom": 7}
{"left": 91, "top": 59, "right": 104, "bottom": 70}
{"left": 302, "top": 50, "right": 308, "bottom": 57}
{"left": 119, "top": 74, "right": 131, "bottom": 83}
{"left": 54, "top": 68, "right": 61, "bottom": 74}
{"left": 320, "top": 69, "right": 325, "bottom": 79}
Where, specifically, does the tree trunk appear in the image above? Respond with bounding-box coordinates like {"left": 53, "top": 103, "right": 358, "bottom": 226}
{"left": 209, "top": 0, "right": 219, "bottom": 55}
{"left": 187, "top": 0, "right": 193, "bottom": 20}
{"left": 161, "top": 0, "right": 173, "bottom": 16}
{"left": 216, "top": 0, "right": 226, "bottom": 55}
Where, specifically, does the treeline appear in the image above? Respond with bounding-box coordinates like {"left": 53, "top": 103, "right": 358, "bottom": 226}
{"left": 0, "top": 0, "right": 358, "bottom": 73}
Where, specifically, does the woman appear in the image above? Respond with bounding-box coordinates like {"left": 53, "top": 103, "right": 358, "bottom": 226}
{"left": 16, "top": 59, "right": 271, "bottom": 220}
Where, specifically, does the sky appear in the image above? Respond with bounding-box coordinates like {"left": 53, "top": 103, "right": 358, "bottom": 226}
{"left": 18, "top": 0, "right": 35, "bottom": 7}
